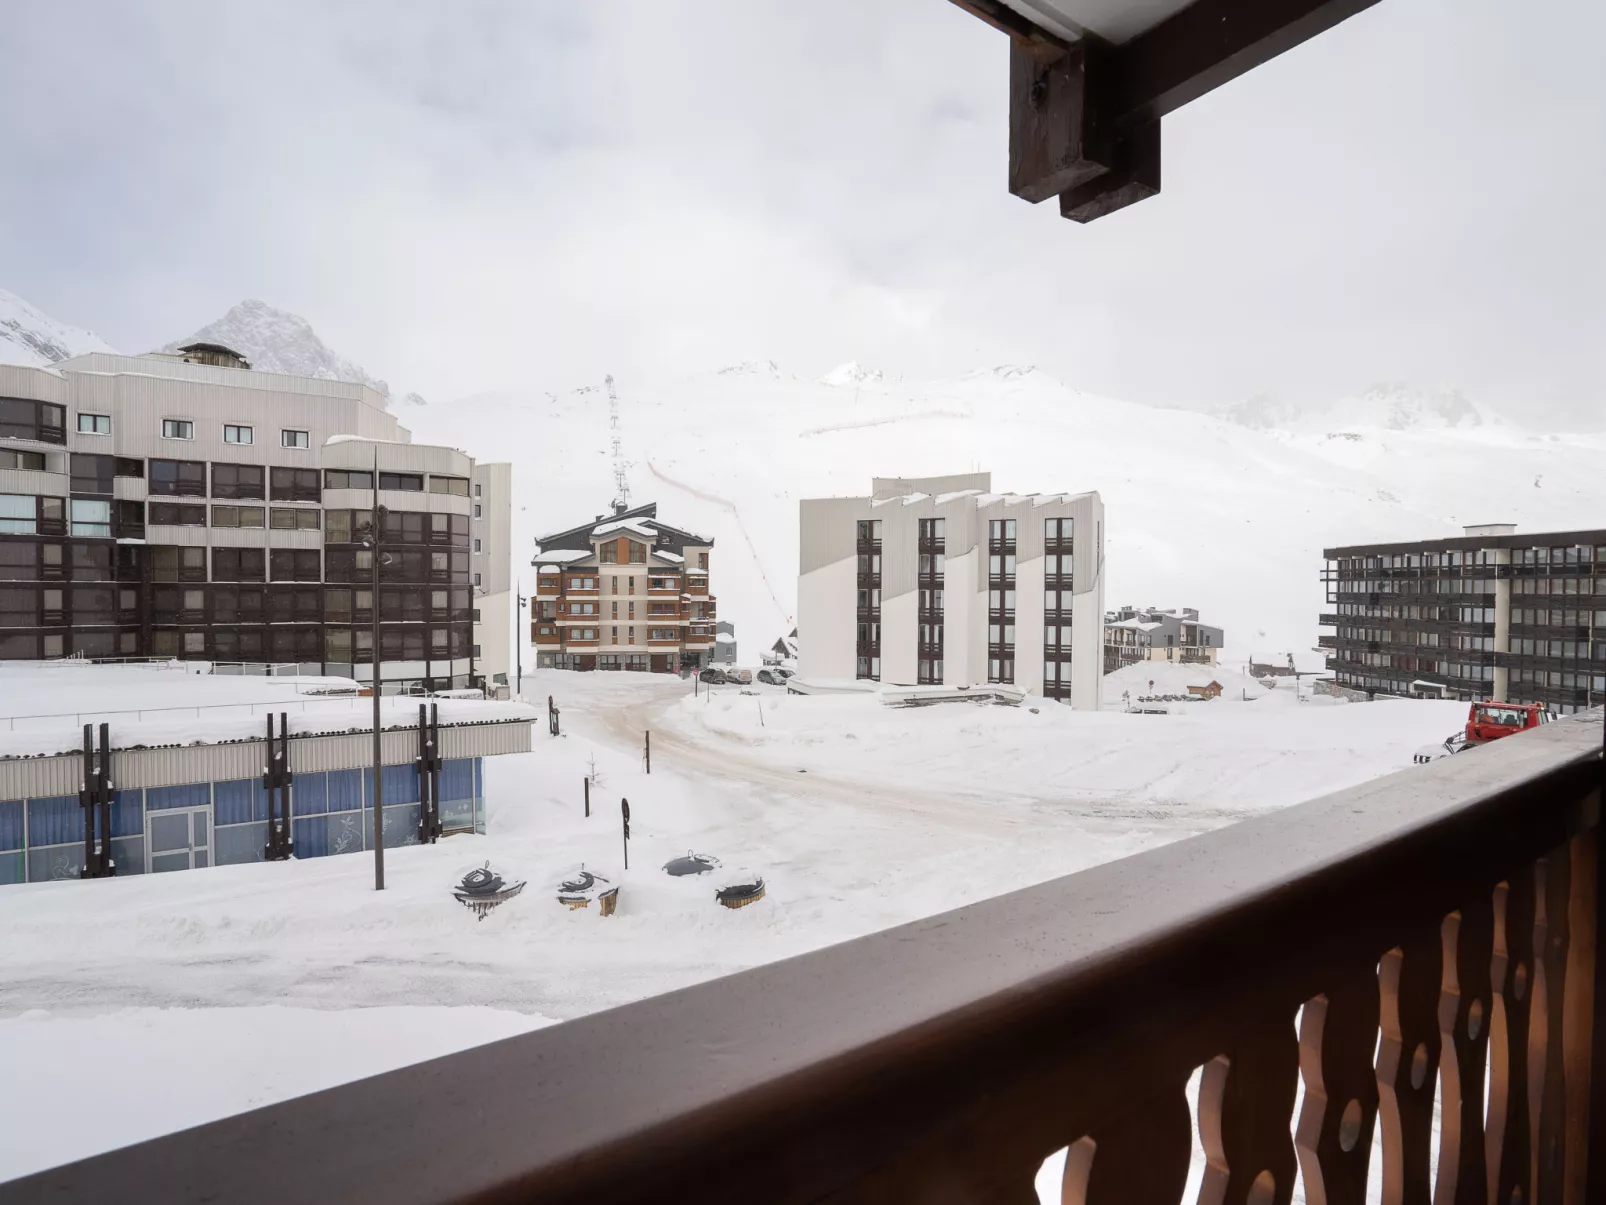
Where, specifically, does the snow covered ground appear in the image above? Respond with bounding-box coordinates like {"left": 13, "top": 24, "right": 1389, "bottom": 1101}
{"left": 0, "top": 668, "right": 1466, "bottom": 1183}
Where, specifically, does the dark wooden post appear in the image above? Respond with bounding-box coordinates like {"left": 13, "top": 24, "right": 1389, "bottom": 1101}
{"left": 584, "top": 776, "right": 590, "bottom": 818}
{"left": 644, "top": 731, "right": 651, "bottom": 775}
{"left": 621, "top": 798, "right": 630, "bottom": 870}
{"left": 1008, "top": 39, "right": 1112, "bottom": 203}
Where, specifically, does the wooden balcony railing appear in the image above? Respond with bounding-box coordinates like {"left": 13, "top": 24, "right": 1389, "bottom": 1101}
{"left": 6, "top": 714, "right": 1604, "bottom": 1205}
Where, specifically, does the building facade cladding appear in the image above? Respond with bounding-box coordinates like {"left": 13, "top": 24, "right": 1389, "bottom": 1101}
{"left": 798, "top": 474, "right": 1105, "bottom": 709}
{"left": 1320, "top": 526, "right": 1606, "bottom": 714}
{"left": 531, "top": 502, "right": 716, "bottom": 673}
{"left": 0, "top": 355, "right": 511, "bottom": 692}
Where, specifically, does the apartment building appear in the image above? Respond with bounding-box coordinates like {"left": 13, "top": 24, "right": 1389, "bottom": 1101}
{"left": 531, "top": 502, "right": 716, "bottom": 672}
{"left": 1103, "top": 605, "right": 1223, "bottom": 673}
{"left": 1321, "top": 523, "right": 1606, "bottom": 713}
{"left": 0, "top": 345, "right": 511, "bottom": 691}
{"left": 797, "top": 473, "right": 1105, "bottom": 708}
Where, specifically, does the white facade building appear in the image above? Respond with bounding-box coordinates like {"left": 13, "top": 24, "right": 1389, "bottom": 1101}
{"left": 797, "top": 473, "right": 1105, "bottom": 708}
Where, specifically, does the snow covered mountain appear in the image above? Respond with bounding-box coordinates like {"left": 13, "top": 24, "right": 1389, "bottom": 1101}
{"left": 1219, "top": 384, "right": 1488, "bottom": 434}
{"left": 0, "top": 287, "right": 117, "bottom": 367}
{"left": 164, "top": 299, "right": 389, "bottom": 396}
{"left": 402, "top": 367, "right": 1604, "bottom": 667}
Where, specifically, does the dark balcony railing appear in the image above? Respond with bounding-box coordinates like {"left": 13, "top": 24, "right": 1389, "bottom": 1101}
{"left": 7, "top": 716, "right": 1605, "bottom": 1205}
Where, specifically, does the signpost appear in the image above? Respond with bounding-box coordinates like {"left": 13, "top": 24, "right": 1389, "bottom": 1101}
{"left": 644, "top": 731, "right": 651, "bottom": 775}
{"left": 621, "top": 798, "right": 631, "bottom": 869}
{"left": 584, "top": 776, "right": 590, "bottom": 818}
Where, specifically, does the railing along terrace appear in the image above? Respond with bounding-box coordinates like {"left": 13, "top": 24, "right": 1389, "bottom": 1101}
{"left": 5, "top": 714, "right": 1604, "bottom": 1205}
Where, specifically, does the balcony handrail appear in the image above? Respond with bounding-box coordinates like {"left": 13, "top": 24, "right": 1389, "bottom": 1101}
{"left": 7, "top": 715, "right": 1603, "bottom": 1205}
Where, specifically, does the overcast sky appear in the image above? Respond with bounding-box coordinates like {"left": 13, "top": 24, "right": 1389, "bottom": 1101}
{"left": 2, "top": 0, "right": 1601, "bottom": 426}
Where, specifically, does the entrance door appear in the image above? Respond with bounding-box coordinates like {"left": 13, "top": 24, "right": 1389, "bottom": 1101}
{"left": 147, "top": 806, "right": 212, "bottom": 873}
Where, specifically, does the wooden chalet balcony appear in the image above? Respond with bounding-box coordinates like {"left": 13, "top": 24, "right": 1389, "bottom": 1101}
{"left": 10, "top": 714, "right": 1605, "bottom": 1205}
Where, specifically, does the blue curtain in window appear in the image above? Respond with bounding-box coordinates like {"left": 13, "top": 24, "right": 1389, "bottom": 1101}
{"left": 147, "top": 783, "right": 211, "bottom": 811}
{"left": 214, "top": 779, "right": 269, "bottom": 826}
{"left": 327, "top": 769, "right": 363, "bottom": 813}
{"left": 111, "top": 789, "right": 143, "bottom": 838}
{"left": 25, "top": 796, "right": 80, "bottom": 846}
{"left": 440, "top": 759, "right": 474, "bottom": 802}
{"left": 362, "top": 764, "right": 419, "bottom": 807}
{"left": 0, "top": 800, "right": 22, "bottom": 852}
{"left": 292, "top": 771, "right": 327, "bottom": 816}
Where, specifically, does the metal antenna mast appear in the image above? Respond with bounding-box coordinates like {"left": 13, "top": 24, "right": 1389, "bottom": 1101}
{"left": 605, "top": 374, "right": 630, "bottom": 513}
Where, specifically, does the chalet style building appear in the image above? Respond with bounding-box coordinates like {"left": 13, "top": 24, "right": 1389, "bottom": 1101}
{"left": 1322, "top": 522, "right": 1606, "bottom": 713}
{"left": 531, "top": 503, "right": 715, "bottom": 672}
{"left": 0, "top": 346, "right": 511, "bottom": 692}
{"left": 1103, "top": 604, "right": 1223, "bottom": 673}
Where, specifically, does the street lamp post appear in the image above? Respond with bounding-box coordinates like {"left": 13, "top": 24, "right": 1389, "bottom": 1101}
{"left": 359, "top": 448, "right": 390, "bottom": 891}
{"left": 516, "top": 584, "right": 527, "bottom": 699}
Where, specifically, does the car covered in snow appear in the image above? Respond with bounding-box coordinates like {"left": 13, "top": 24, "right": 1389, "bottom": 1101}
{"left": 756, "top": 667, "right": 793, "bottom": 685}
{"left": 699, "top": 666, "right": 732, "bottom": 684}
{"left": 1413, "top": 731, "right": 1470, "bottom": 765}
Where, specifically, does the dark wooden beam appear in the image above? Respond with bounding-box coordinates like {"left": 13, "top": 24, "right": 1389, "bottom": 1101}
{"left": 1008, "top": 40, "right": 1115, "bottom": 203}
{"left": 1060, "top": 119, "right": 1160, "bottom": 223}
{"left": 948, "top": 0, "right": 1071, "bottom": 59}
{"left": 1110, "top": 0, "right": 1382, "bottom": 129}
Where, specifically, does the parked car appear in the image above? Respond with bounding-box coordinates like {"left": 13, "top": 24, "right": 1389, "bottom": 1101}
{"left": 699, "top": 666, "right": 730, "bottom": 684}
{"left": 756, "top": 668, "right": 790, "bottom": 685}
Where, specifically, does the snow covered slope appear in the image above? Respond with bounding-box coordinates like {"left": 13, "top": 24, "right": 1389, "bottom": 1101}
{"left": 165, "top": 299, "right": 389, "bottom": 395}
{"left": 0, "top": 287, "right": 117, "bottom": 368}
{"left": 403, "top": 365, "right": 1605, "bottom": 665}
{"left": 1218, "top": 383, "right": 1488, "bottom": 433}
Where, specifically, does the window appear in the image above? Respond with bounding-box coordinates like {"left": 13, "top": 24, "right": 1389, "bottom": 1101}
{"left": 152, "top": 546, "right": 207, "bottom": 583}
{"left": 148, "top": 459, "right": 206, "bottom": 496}
{"left": 698, "top": 553, "right": 708, "bottom": 569}
{"left": 70, "top": 452, "right": 114, "bottom": 495}
{"left": 270, "top": 507, "right": 320, "bottom": 530}
{"left": 69, "top": 499, "right": 111, "bottom": 537}
{"left": 213, "top": 547, "right": 266, "bottom": 582}
{"left": 473, "top": 572, "right": 482, "bottom": 587}
{"left": 0, "top": 449, "right": 47, "bottom": 471}
{"left": 324, "top": 469, "right": 374, "bottom": 491}
{"left": 428, "top": 476, "right": 470, "bottom": 496}
{"left": 78, "top": 413, "right": 111, "bottom": 435}
{"left": 0, "top": 494, "right": 35, "bottom": 535}
{"left": 378, "top": 472, "right": 423, "bottom": 492}
{"left": 628, "top": 541, "right": 647, "bottom": 564}
{"left": 162, "top": 419, "right": 194, "bottom": 440}
{"left": 150, "top": 502, "right": 207, "bottom": 526}
{"left": 271, "top": 467, "right": 322, "bottom": 501}
{"left": 473, "top": 538, "right": 482, "bottom": 553}
{"left": 223, "top": 424, "right": 254, "bottom": 445}
{"left": 0, "top": 398, "right": 66, "bottom": 443}
{"left": 43, "top": 633, "right": 64, "bottom": 658}
{"left": 471, "top": 607, "right": 481, "bottom": 622}
{"left": 650, "top": 628, "right": 679, "bottom": 641}
{"left": 281, "top": 429, "right": 310, "bottom": 449}
{"left": 211, "top": 463, "right": 265, "bottom": 499}
{"left": 114, "top": 457, "right": 143, "bottom": 477}
{"left": 210, "top": 505, "right": 265, "bottom": 528}
{"left": 270, "top": 549, "right": 320, "bottom": 582}
{"left": 600, "top": 542, "right": 619, "bottom": 564}
{"left": 183, "top": 631, "right": 206, "bottom": 654}
{"left": 473, "top": 503, "right": 482, "bottom": 518}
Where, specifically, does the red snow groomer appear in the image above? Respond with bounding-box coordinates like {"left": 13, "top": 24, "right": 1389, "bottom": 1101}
{"left": 1414, "top": 699, "right": 1552, "bottom": 764}
{"left": 1464, "top": 699, "right": 1551, "bottom": 745}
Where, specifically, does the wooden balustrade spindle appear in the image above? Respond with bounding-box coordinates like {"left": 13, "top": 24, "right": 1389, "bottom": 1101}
{"left": 1530, "top": 846, "right": 1572, "bottom": 1205}
{"left": 1560, "top": 823, "right": 1598, "bottom": 1205}
{"left": 1060, "top": 1079, "right": 1192, "bottom": 1205}
{"left": 1295, "top": 970, "right": 1381, "bottom": 1205}
{"left": 1377, "top": 927, "right": 1443, "bottom": 1205}
{"left": 1434, "top": 899, "right": 1494, "bottom": 1205}
{"left": 1198, "top": 1016, "right": 1301, "bottom": 1205}
{"left": 1487, "top": 869, "right": 1536, "bottom": 1205}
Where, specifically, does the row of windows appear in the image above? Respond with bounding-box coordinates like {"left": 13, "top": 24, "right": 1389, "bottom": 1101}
{"left": 0, "top": 624, "right": 475, "bottom": 662}
{"left": 144, "top": 503, "right": 321, "bottom": 530}
{"left": 1333, "top": 547, "right": 1602, "bottom": 571}
{"left": 0, "top": 584, "right": 475, "bottom": 625}
{"left": 323, "top": 469, "right": 471, "bottom": 495}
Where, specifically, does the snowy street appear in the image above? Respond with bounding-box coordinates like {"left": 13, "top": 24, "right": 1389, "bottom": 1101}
{"left": 0, "top": 668, "right": 1467, "bottom": 1181}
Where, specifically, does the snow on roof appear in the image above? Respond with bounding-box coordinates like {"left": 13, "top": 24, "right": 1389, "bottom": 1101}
{"left": 538, "top": 565, "right": 563, "bottom": 574}
{"left": 715, "top": 634, "right": 736, "bottom": 643}
{"left": 0, "top": 663, "right": 537, "bottom": 760}
{"left": 532, "top": 548, "right": 591, "bottom": 565}
{"left": 592, "top": 518, "right": 657, "bottom": 538}
{"left": 935, "top": 490, "right": 983, "bottom": 504}
{"left": 654, "top": 550, "right": 684, "bottom": 563}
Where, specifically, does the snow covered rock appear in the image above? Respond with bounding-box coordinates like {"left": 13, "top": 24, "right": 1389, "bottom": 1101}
{"left": 0, "top": 286, "right": 117, "bottom": 368}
